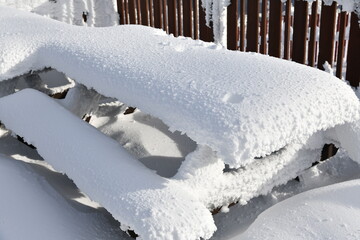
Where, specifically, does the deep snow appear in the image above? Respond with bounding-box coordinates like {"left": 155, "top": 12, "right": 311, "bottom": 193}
{"left": 1, "top": 7, "right": 359, "bottom": 168}
{"left": 0, "top": 3, "right": 359, "bottom": 239}
{"left": 0, "top": 89, "right": 216, "bottom": 240}
{"left": 240, "top": 179, "right": 360, "bottom": 240}
{"left": 0, "top": 153, "right": 127, "bottom": 240}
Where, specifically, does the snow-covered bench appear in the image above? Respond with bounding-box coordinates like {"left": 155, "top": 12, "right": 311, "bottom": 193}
{"left": 1, "top": 7, "right": 360, "bottom": 240}
{"left": 0, "top": 89, "right": 215, "bottom": 240}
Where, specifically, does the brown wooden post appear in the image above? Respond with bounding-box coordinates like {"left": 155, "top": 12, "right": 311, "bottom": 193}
{"left": 162, "top": 0, "right": 168, "bottom": 32}
{"left": 318, "top": 1, "right": 337, "bottom": 70}
{"left": 140, "top": 0, "right": 150, "bottom": 26}
{"left": 194, "top": 0, "right": 199, "bottom": 39}
{"left": 183, "top": 0, "right": 193, "bottom": 37}
{"left": 227, "top": 0, "right": 239, "bottom": 50}
{"left": 128, "top": 0, "right": 137, "bottom": 24}
{"left": 137, "top": 0, "right": 142, "bottom": 24}
{"left": 178, "top": 0, "right": 183, "bottom": 36}
{"left": 149, "top": 0, "right": 154, "bottom": 26}
{"left": 246, "top": 0, "right": 260, "bottom": 52}
{"left": 260, "top": 0, "right": 268, "bottom": 54}
{"left": 292, "top": 0, "right": 308, "bottom": 64}
{"left": 268, "top": 0, "right": 282, "bottom": 57}
{"left": 167, "top": 0, "right": 178, "bottom": 36}
{"left": 239, "top": 0, "right": 245, "bottom": 51}
{"left": 125, "top": 0, "right": 130, "bottom": 23}
{"left": 335, "top": 11, "right": 347, "bottom": 79}
{"left": 117, "top": 0, "right": 126, "bottom": 24}
{"left": 308, "top": 0, "right": 318, "bottom": 67}
{"left": 154, "top": 0, "right": 163, "bottom": 28}
{"left": 284, "top": 0, "right": 291, "bottom": 59}
{"left": 346, "top": 13, "right": 360, "bottom": 87}
{"left": 199, "top": 3, "right": 214, "bottom": 42}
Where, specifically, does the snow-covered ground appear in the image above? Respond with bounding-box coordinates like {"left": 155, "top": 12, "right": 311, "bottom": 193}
{"left": 0, "top": 2, "right": 360, "bottom": 240}
{"left": 240, "top": 179, "right": 360, "bottom": 240}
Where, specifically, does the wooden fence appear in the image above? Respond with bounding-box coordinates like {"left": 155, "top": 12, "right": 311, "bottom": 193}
{"left": 116, "top": 0, "right": 360, "bottom": 87}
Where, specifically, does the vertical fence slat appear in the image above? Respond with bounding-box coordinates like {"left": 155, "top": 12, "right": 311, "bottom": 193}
{"left": 117, "top": 0, "right": 126, "bottom": 24}
{"left": 140, "top": 0, "right": 150, "bottom": 26}
{"left": 319, "top": 1, "right": 338, "bottom": 161}
{"left": 227, "top": 0, "right": 239, "bottom": 50}
{"left": 318, "top": 2, "right": 337, "bottom": 70}
{"left": 346, "top": 12, "right": 360, "bottom": 87}
{"left": 183, "top": 0, "right": 193, "bottom": 37}
{"left": 335, "top": 11, "right": 347, "bottom": 79}
{"left": 154, "top": 0, "right": 163, "bottom": 28}
{"left": 268, "top": 0, "right": 282, "bottom": 57}
{"left": 308, "top": 0, "right": 318, "bottom": 66}
{"left": 125, "top": 0, "right": 130, "bottom": 23}
{"left": 260, "top": 0, "right": 268, "bottom": 54}
{"left": 136, "top": 0, "right": 142, "bottom": 24}
{"left": 284, "top": 0, "right": 291, "bottom": 59}
{"left": 239, "top": 0, "right": 245, "bottom": 51}
{"left": 178, "top": 0, "right": 183, "bottom": 36}
{"left": 246, "top": 0, "right": 260, "bottom": 52}
{"left": 167, "top": 0, "right": 177, "bottom": 35}
{"left": 292, "top": 0, "right": 308, "bottom": 64}
{"left": 128, "top": 0, "right": 137, "bottom": 24}
{"left": 149, "top": 0, "right": 154, "bottom": 26}
{"left": 199, "top": 4, "right": 214, "bottom": 42}
{"left": 163, "top": 0, "right": 168, "bottom": 32}
{"left": 194, "top": 0, "right": 199, "bottom": 39}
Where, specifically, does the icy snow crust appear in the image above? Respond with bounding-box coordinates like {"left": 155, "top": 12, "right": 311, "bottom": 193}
{"left": 0, "top": 89, "right": 216, "bottom": 240}
{"left": 1, "top": 7, "right": 359, "bottom": 167}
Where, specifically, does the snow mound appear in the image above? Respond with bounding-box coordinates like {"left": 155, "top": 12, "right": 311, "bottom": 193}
{"left": 240, "top": 179, "right": 360, "bottom": 240}
{"left": 0, "top": 89, "right": 215, "bottom": 240}
{"left": 0, "top": 7, "right": 359, "bottom": 168}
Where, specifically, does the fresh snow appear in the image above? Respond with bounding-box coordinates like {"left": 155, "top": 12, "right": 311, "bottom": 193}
{"left": 201, "top": 0, "right": 230, "bottom": 46}
{"left": 0, "top": 89, "right": 216, "bottom": 240}
{"left": 0, "top": 0, "right": 48, "bottom": 12}
{"left": 212, "top": 149, "right": 360, "bottom": 239}
{"left": 240, "top": 179, "right": 360, "bottom": 240}
{"left": 1, "top": 7, "right": 359, "bottom": 168}
{"left": 175, "top": 143, "right": 321, "bottom": 209}
{"left": 0, "top": 154, "right": 127, "bottom": 240}
{"left": 1, "top": 4, "right": 360, "bottom": 240}
{"left": 90, "top": 104, "right": 197, "bottom": 178}
{"left": 0, "top": 0, "right": 118, "bottom": 27}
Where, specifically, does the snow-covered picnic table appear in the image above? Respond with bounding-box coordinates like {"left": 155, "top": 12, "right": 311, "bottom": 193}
{"left": 1, "top": 6, "right": 360, "bottom": 240}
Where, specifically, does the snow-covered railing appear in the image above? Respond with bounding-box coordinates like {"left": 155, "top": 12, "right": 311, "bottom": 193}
{"left": 116, "top": 0, "right": 359, "bottom": 86}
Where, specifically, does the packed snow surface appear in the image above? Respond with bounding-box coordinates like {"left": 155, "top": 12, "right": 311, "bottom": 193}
{"left": 240, "top": 179, "right": 360, "bottom": 240}
{"left": 1, "top": 7, "right": 359, "bottom": 168}
{"left": 0, "top": 89, "right": 215, "bottom": 240}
